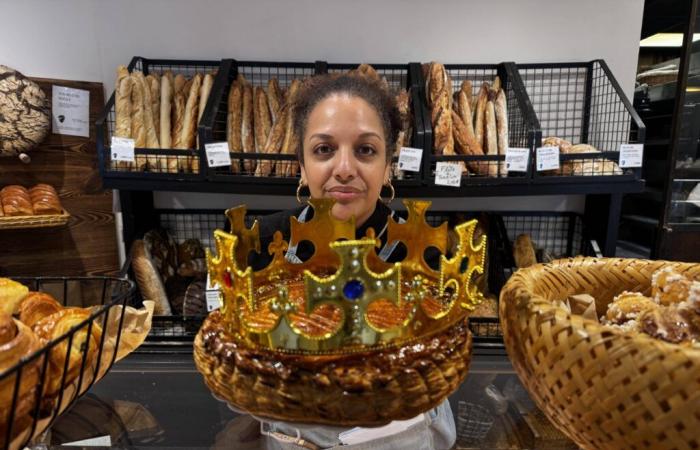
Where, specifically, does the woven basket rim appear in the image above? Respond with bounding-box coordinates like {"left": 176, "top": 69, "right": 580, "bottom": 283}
{"left": 0, "top": 209, "right": 70, "bottom": 229}
{"left": 503, "top": 256, "right": 700, "bottom": 355}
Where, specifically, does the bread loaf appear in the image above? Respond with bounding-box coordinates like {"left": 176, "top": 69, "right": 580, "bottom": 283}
{"left": 114, "top": 67, "right": 133, "bottom": 169}
{"left": 267, "top": 78, "right": 283, "bottom": 124}
{"left": 133, "top": 72, "right": 159, "bottom": 151}
{"left": 129, "top": 71, "right": 147, "bottom": 169}
{"left": 1, "top": 186, "right": 33, "bottom": 216}
{"left": 179, "top": 73, "right": 202, "bottom": 152}
{"left": 255, "top": 104, "right": 288, "bottom": 177}
{"left": 241, "top": 81, "right": 255, "bottom": 173}
{"left": 514, "top": 234, "right": 537, "bottom": 269}
{"left": 146, "top": 74, "right": 160, "bottom": 143}
{"left": 227, "top": 79, "right": 243, "bottom": 173}
{"left": 280, "top": 79, "right": 302, "bottom": 177}
{"left": 254, "top": 87, "right": 272, "bottom": 154}
{"left": 131, "top": 240, "right": 172, "bottom": 315}
{"left": 474, "top": 83, "right": 489, "bottom": 150}
{"left": 159, "top": 72, "right": 173, "bottom": 150}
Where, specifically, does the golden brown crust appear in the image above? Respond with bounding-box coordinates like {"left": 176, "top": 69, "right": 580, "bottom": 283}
{"left": 513, "top": 234, "right": 537, "bottom": 269}
{"left": 131, "top": 240, "right": 172, "bottom": 315}
{"left": 253, "top": 87, "right": 272, "bottom": 154}
{"left": 474, "top": 83, "right": 489, "bottom": 150}
{"left": 194, "top": 309, "right": 472, "bottom": 426}
{"left": 0, "top": 278, "right": 29, "bottom": 315}
{"left": 484, "top": 101, "right": 498, "bottom": 157}
{"left": 114, "top": 67, "right": 132, "bottom": 140}
{"left": 241, "top": 82, "right": 255, "bottom": 173}
{"left": 495, "top": 90, "right": 508, "bottom": 156}
{"left": 159, "top": 72, "right": 173, "bottom": 150}
{"left": 280, "top": 79, "right": 302, "bottom": 177}
{"left": 179, "top": 73, "right": 202, "bottom": 151}
{"left": 255, "top": 104, "right": 288, "bottom": 177}
{"left": 267, "top": 78, "right": 283, "bottom": 124}
{"left": 18, "top": 292, "right": 62, "bottom": 328}
{"left": 227, "top": 79, "right": 243, "bottom": 173}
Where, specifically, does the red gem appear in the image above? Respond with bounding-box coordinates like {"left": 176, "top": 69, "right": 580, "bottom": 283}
{"left": 224, "top": 270, "right": 233, "bottom": 287}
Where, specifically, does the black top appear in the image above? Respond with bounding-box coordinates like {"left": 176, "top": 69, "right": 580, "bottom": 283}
{"left": 248, "top": 201, "right": 407, "bottom": 270}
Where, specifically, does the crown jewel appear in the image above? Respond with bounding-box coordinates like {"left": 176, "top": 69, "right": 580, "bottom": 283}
{"left": 206, "top": 199, "right": 486, "bottom": 353}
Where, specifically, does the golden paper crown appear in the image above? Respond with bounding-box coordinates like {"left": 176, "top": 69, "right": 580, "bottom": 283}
{"left": 206, "top": 199, "right": 486, "bottom": 353}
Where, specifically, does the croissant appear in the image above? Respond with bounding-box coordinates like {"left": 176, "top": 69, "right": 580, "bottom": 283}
{"left": 33, "top": 308, "right": 103, "bottom": 398}
{"left": 0, "top": 313, "right": 41, "bottom": 447}
{"left": 18, "top": 292, "right": 62, "bottom": 328}
{"left": 0, "top": 278, "right": 29, "bottom": 315}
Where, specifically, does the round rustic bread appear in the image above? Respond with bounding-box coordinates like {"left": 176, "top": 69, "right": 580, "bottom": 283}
{"left": 0, "top": 65, "right": 50, "bottom": 157}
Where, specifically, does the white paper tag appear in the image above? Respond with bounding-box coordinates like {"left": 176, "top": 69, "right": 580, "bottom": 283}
{"left": 52, "top": 86, "right": 90, "bottom": 137}
{"left": 619, "top": 143, "right": 644, "bottom": 168}
{"left": 205, "top": 142, "right": 232, "bottom": 168}
{"left": 434, "top": 162, "right": 462, "bottom": 187}
{"left": 397, "top": 147, "right": 423, "bottom": 172}
{"left": 536, "top": 146, "right": 560, "bottom": 171}
{"left": 206, "top": 289, "right": 221, "bottom": 312}
{"left": 505, "top": 147, "right": 529, "bottom": 173}
{"left": 62, "top": 435, "right": 112, "bottom": 447}
{"left": 110, "top": 136, "right": 135, "bottom": 162}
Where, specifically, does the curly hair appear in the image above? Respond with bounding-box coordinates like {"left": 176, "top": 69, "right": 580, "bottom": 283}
{"left": 292, "top": 73, "right": 401, "bottom": 165}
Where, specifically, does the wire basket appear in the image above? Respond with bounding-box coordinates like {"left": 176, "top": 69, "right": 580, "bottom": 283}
{"left": 321, "top": 62, "right": 425, "bottom": 186}
{"left": 418, "top": 63, "right": 539, "bottom": 186}
{"left": 1, "top": 277, "right": 134, "bottom": 450}
{"left": 96, "top": 56, "right": 223, "bottom": 182}
{"left": 489, "top": 212, "right": 602, "bottom": 297}
{"left": 201, "top": 59, "right": 321, "bottom": 185}
{"left": 500, "top": 258, "right": 700, "bottom": 450}
{"left": 517, "top": 60, "right": 646, "bottom": 182}
{"left": 456, "top": 401, "right": 495, "bottom": 446}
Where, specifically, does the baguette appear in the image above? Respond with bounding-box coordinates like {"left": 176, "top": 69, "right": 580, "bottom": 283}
{"left": 456, "top": 89, "right": 474, "bottom": 140}
{"left": 495, "top": 90, "right": 509, "bottom": 175}
{"left": 146, "top": 75, "right": 160, "bottom": 143}
{"left": 114, "top": 67, "right": 132, "bottom": 170}
{"left": 179, "top": 73, "right": 202, "bottom": 154}
{"left": 484, "top": 101, "right": 500, "bottom": 177}
{"left": 474, "top": 83, "right": 489, "bottom": 150}
{"left": 433, "top": 106, "right": 451, "bottom": 155}
{"left": 131, "top": 240, "right": 172, "bottom": 315}
{"left": 241, "top": 82, "right": 255, "bottom": 173}
{"left": 227, "top": 80, "right": 243, "bottom": 173}
{"left": 130, "top": 71, "right": 147, "bottom": 170}
{"left": 159, "top": 72, "right": 173, "bottom": 150}
{"left": 255, "top": 104, "right": 288, "bottom": 177}
{"left": 280, "top": 79, "right": 301, "bottom": 176}
{"left": 190, "top": 73, "right": 214, "bottom": 172}
{"left": 132, "top": 72, "right": 159, "bottom": 172}
{"left": 461, "top": 80, "right": 473, "bottom": 113}
{"left": 427, "top": 62, "right": 447, "bottom": 107}
{"left": 491, "top": 76, "right": 501, "bottom": 96}
{"left": 267, "top": 78, "right": 283, "bottom": 124}
{"left": 254, "top": 87, "right": 272, "bottom": 154}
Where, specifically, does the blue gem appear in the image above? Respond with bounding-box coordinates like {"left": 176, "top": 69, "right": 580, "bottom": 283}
{"left": 343, "top": 280, "right": 364, "bottom": 301}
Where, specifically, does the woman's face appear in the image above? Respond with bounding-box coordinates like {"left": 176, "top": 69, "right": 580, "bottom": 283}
{"left": 300, "top": 93, "right": 391, "bottom": 226}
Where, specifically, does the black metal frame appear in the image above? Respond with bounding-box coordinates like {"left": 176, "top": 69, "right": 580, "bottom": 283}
{"left": 1, "top": 277, "right": 134, "bottom": 450}
{"left": 418, "top": 63, "right": 540, "bottom": 186}
{"left": 200, "top": 59, "right": 321, "bottom": 185}
{"left": 517, "top": 60, "right": 647, "bottom": 184}
{"left": 96, "top": 56, "right": 223, "bottom": 183}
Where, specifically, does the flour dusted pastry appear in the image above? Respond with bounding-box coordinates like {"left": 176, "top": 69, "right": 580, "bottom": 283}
{"left": 474, "top": 83, "right": 489, "bottom": 149}
{"left": 33, "top": 308, "right": 103, "bottom": 397}
{"left": 146, "top": 74, "right": 161, "bottom": 144}
{"left": 114, "top": 66, "right": 132, "bottom": 140}
{"left": 18, "top": 291, "right": 62, "bottom": 328}
{"left": 495, "top": 90, "right": 508, "bottom": 155}
{"left": 513, "top": 234, "right": 537, "bottom": 269}
{"left": 652, "top": 267, "right": 692, "bottom": 305}
{"left": 0, "top": 278, "right": 29, "bottom": 315}
{"left": 484, "top": 101, "right": 498, "bottom": 157}
{"left": 241, "top": 81, "right": 255, "bottom": 173}
{"left": 131, "top": 240, "right": 172, "bottom": 316}
{"left": 132, "top": 72, "right": 159, "bottom": 158}
{"left": 227, "top": 79, "right": 243, "bottom": 173}
{"left": 605, "top": 291, "right": 659, "bottom": 325}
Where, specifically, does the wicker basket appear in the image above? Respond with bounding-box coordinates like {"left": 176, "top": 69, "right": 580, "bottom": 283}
{"left": 0, "top": 211, "right": 70, "bottom": 230}
{"left": 500, "top": 257, "right": 700, "bottom": 450}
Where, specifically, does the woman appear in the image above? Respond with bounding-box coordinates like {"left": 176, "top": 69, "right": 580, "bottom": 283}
{"left": 251, "top": 74, "right": 456, "bottom": 450}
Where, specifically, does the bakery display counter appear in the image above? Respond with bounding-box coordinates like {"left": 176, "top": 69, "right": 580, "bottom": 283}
{"left": 31, "top": 352, "right": 577, "bottom": 449}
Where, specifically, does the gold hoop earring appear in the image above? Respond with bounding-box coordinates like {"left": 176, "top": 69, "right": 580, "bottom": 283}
{"left": 381, "top": 181, "right": 395, "bottom": 205}
{"left": 296, "top": 179, "right": 308, "bottom": 204}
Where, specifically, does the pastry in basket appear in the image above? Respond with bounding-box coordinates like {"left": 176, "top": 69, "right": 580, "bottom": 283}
{"left": 32, "top": 308, "right": 103, "bottom": 399}
{"left": 194, "top": 198, "right": 486, "bottom": 427}
{"left": 18, "top": 292, "right": 63, "bottom": 328}
{"left": 0, "top": 312, "right": 41, "bottom": 447}
{"left": 0, "top": 277, "right": 29, "bottom": 315}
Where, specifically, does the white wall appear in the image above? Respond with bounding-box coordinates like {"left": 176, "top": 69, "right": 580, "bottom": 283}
{"left": 2, "top": 0, "right": 642, "bottom": 214}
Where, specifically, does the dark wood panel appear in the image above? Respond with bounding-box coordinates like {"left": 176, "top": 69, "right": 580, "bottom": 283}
{"left": 0, "top": 78, "right": 119, "bottom": 277}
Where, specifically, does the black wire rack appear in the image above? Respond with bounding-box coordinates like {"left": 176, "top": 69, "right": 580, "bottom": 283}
{"left": 488, "top": 211, "right": 602, "bottom": 297}
{"left": 418, "top": 63, "right": 540, "bottom": 186}
{"left": 200, "top": 59, "right": 321, "bottom": 186}
{"left": 0, "top": 277, "right": 134, "bottom": 450}
{"left": 320, "top": 62, "right": 426, "bottom": 186}
{"left": 96, "top": 56, "right": 223, "bottom": 182}
{"left": 517, "top": 60, "right": 646, "bottom": 183}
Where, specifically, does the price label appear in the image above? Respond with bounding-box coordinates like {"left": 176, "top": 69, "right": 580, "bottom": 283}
{"left": 505, "top": 147, "right": 529, "bottom": 173}
{"left": 434, "top": 162, "right": 462, "bottom": 187}
{"left": 205, "top": 289, "right": 221, "bottom": 312}
{"left": 52, "top": 85, "right": 90, "bottom": 137}
{"left": 397, "top": 147, "right": 423, "bottom": 172}
{"left": 110, "top": 137, "right": 135, "bottom": 162}
{"left": 205, "top": 142, "right": 232, "bottom": 168}
{"left": 536, "top": 146, "right": 560, "bottom": 171}
{"left": 619, "top": 143, "right": 644, "bottom": 168}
